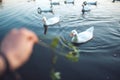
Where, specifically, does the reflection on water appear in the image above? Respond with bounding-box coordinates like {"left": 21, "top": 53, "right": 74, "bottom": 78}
{"left": 0, "top": 0, "right": 3, "bottom": 8}
{"left": 0, "top": 0, "right": 120, "bottom": 80}
{"left": 0, "top": 3, "right": 3, "bottom": 9}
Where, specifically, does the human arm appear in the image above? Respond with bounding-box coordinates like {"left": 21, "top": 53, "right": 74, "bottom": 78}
{"left": 0, "top": 56, "right": 6, "bottom": 75}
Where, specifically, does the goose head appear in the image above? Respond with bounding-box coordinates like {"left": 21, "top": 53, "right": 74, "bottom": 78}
{"left": 70, "top": 30, "right": 78, "bottom": 37}
{"left": 83, "top": 1, "right": 87, "bottom": 5}
{"left": 42, "top": 16, "right": 47, "bottom": 24}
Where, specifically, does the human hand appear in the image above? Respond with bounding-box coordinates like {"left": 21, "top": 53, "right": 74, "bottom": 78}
{"left": 0, "top": 28, "right": 38, "bottom": 71}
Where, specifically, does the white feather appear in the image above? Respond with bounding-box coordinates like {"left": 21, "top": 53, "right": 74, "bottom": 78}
{"left": 83, "top": 5, "right": 91, "bottom": 11}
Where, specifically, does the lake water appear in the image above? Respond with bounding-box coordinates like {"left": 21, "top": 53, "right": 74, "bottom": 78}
{"left": 0, "top": 0, "right": 120, "bottom": 80}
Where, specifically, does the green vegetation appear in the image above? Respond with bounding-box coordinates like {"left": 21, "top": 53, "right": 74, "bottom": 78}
{"left": 49, "top": 37, "right": 80, "bottom": 80}
{"left": 51, "top": 69, "right": 61, "bottom": 80}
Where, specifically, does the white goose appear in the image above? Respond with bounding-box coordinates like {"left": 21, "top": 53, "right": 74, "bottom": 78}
{"left": 42, "top": 16, "right": 60, "bottom": 26}
{"left": 37, "top": 7, "right": 54, "bottom": 14}
{"left": 64, "top": 0, "right": 74, "bottom": 5}
{"left": 50, "top": 0, "right": 60, "bottom": 5}
{"left": 83, "top": 1, "right": 97, "bottom": 6}
{"left": 70, "top": 26, "right": 94, "bottom": 43}
{"left": 42, "top": 16, "right": 60, "bottom": 34}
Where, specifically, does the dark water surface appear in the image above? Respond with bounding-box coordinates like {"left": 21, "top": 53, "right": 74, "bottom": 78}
{"left": 0, "top": 0, "right": 120, "bottom": 80}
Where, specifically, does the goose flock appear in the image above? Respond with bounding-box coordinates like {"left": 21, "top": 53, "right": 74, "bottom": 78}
{"left": 37, "top": 0, "right": 98, "bottom": 43}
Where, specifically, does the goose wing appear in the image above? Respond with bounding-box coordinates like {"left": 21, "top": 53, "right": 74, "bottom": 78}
{"left": 46, "top": 17, "right": 60, "bottom": 25}
{"left": 77, "top": 27, "right": 94, "bottom": 43}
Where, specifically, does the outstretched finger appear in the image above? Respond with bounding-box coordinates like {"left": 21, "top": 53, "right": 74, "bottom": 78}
{"left": 19, "top": 28, "right": 38, "bottom": 43}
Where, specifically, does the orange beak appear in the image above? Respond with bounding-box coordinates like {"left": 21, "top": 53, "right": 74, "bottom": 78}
{"left": 70, "top": 33, "right": 74, "bottom": 37}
